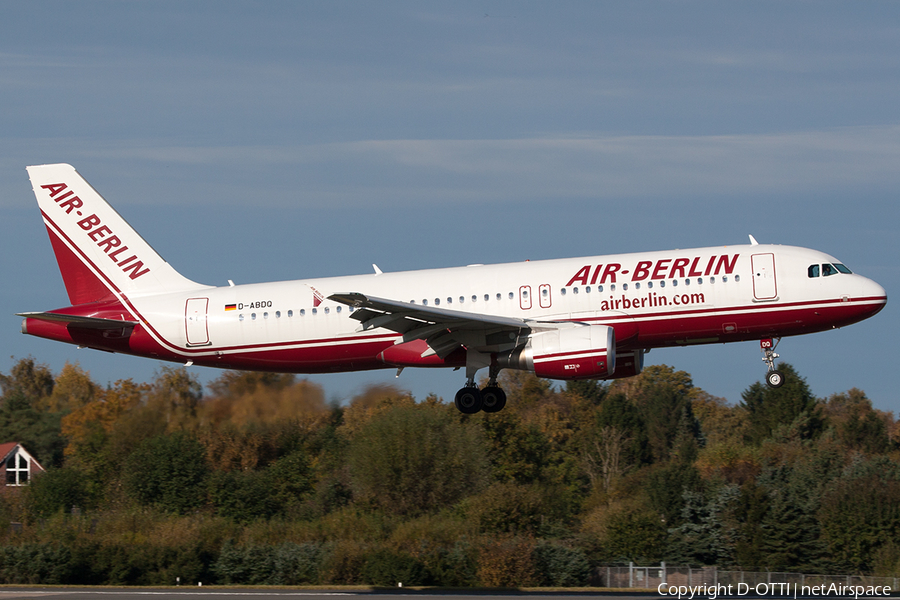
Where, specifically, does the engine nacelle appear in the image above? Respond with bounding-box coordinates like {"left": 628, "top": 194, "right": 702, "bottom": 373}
{"left": 606, "top": 349, "right": 644, "bottom": 379}
{"left": 499, "top": 324, "right": 615, "bottom": 380}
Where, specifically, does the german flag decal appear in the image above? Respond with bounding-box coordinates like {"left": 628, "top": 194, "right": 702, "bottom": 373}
{"left": 225, "top": 304, "right": 237, "bottom": 311}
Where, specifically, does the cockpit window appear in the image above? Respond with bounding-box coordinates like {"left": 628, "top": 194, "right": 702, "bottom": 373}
{"left": 834, "top": 263, "right": 852, "bottom": 274}
{"left": 822, "top": 263, "right": 837, "bottom": 277}
{"left": 808, "top": 264, "right": 820, "bottom": 278}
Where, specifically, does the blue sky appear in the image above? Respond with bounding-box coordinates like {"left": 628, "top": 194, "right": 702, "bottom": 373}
{"left": 1, "top": 2, "right": 898, "bottom": 411}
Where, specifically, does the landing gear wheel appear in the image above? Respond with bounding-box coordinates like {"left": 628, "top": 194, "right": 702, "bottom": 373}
{"left": 454, "top": 386, "right": 483, "bottom": 414}
{"left": 766, "top": 370, "right": 785, "bottom": 388}
{"left": 481, "top": 386, "right": 507, "bottom": 413}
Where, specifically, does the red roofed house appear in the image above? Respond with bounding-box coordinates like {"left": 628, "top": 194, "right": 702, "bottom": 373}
{"left": 0, "top": 442, "right": 45, "bottom": 487}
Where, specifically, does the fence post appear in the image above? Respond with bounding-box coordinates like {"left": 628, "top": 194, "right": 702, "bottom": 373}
{"left": 630, "top": 561, "right": 634, "bottom": 588}
{"left": 662, "top": 561, "right": 667, "bottom": 586}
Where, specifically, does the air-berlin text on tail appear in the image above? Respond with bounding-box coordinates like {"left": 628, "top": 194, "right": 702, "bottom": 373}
{"left": 567, "top": 254, "right": 739, "bottom": 287}
{"left": 41, "top": 183, "right": 150, "bottom": 280}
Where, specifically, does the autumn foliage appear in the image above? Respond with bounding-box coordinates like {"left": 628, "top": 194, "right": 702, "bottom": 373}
{"left": 0, "top": 356, "right": 897, "bottom": 585}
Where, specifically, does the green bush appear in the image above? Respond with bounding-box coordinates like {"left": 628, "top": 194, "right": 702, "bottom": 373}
{"left": 359, "top": 548, "right": 430, "bottom": 586}
{"left": 533, "top": 541, "right": 591, "bottom": 587}
{"left": 215, "top": 541, "right": 323, "bottom": 585}
{"left": 25, "top": 467, "right": 93, "bottom": 519}
{"left": 0, "top": 543, "right": 76, "bottom": 584}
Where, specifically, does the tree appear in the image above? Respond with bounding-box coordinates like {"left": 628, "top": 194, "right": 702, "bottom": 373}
{"left": 42, "top": 362, "right": 98, "bottom": 413}
{"left": 123, "top": 432, "right": 209, "bottom": 514}
{"left": 741, "top": 363, "right": 823, "bottom": 445}
{"left": 148, "top": 366, "right": 202, "bottom": 429}
{"left": 818, "top": 458, "right": 900, "bottom": 572}
{"left": 822, "top": 389, "right": 891, "bottom": 454}
{"left": 595, "top": 391, "right": 650, "bottom": 467}
{"left": 207, "top": 370, "right": 296, "bottom": 399}
{"left": 604, "top": 505, "right": 667, "bottom": 562}
{"left": 610, "top": 365, "right": 700, "bottom": 463}
{"left": 347, "top": 404, "right": 489, "bottom": 515}
{"left": 667, "top": 485, "right": 741, "bottom": 565}
{"left": 0, "top": 357, "right": 54, "bottom": 409}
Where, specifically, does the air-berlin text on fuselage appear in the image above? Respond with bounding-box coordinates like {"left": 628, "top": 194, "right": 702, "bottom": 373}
{"left": 41, "top": 183, "right": 150, "bottom": 280}
{"left": 566, "top": 254, "right": 739, "bottom": 287}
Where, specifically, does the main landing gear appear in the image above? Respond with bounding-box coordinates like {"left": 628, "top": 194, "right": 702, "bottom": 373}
{"left": 454, "top": 365, "right": 507, "bottom": 414}
{"left": 760, "top": 338, "right": 784, "bottom": 388}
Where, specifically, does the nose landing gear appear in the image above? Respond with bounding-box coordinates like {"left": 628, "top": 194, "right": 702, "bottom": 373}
{"left": 760, "top": 338, "right": 784, "bottom": 388}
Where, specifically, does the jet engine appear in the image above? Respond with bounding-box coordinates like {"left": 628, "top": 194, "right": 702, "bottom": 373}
{"left": 607, "top": 349, "right": 644, "bottom": 379}
{"left": 499, "top": 324, "right": 615, "bottom": 380}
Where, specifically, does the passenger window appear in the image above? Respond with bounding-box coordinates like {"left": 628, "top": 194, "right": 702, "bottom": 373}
{"left": 508, "top": 292, "right": 513, "bottom": 299}
{"left": 336, "top": 306, "right": 342, "bottom": 313}
{"left": 324, "top": 307, "right": 330, "bottom": 314}
{"left": 635, "top": 283, "right": 640, "bottom": 290}
{"left": 434, "top": 298, "right": 440, "bottom": 306}
{"left": 472, "top": 295, "right": 477, "bottom": 302}
{"left": 561, "top": 288, "right": 567, "bottom": 296}
{"left": 598, "top": 285, "right": 604, "bottom": 292}
{"left": 484, "top": 294, "right": 489, "bottom": 302}
{"left": 735, "top": 274, "right": 741, "bottom": 282}
{"left": 300, "top": 309, "right": 306, "bottom": 316}
{"left": 573, "top": 287, "right": 579, "bottom": 294}
{"left": 808, "top": 264, "right": 820, "bottom": 278}
{"left": 623, "top": 283, "right": 628, "bottom": 291}
{"left": 585, "top": 286, "right": 591, "bottom": 293}
{"left": 288, "top": 310, "right": 293, "bottom": 317}
{"left": 823, "top": 264, "right": 837, "bottom": 277}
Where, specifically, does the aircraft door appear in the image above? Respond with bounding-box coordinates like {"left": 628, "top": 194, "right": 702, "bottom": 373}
{"left": 185, "top": 297, "right": 210, "bottom": 346}
{"left": 519, "top": 286, "right": 532, "bottom": 310}
{"left": 751, "top": 253, "right": 777, "bottom": 300}
{"left": 539, "top": 284, "right": 552, "bottom": 308}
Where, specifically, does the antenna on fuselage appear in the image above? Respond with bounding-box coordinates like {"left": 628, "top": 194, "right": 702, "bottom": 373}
{"left": 749, "top": 235, "right": 760, "bottom": 246}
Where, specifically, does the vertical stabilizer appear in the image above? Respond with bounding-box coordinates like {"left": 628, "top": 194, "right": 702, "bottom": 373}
{"left": 27, "top": 164, "right": 208, "bottom": 304}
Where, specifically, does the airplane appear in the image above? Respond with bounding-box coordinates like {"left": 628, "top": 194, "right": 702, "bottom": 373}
{"left": 18, "top": 164, "right": 887, "bottom": 413}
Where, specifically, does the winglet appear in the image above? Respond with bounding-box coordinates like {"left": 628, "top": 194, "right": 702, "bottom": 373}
{"left": 749, "top": 235, "right": 759, "bottom": 246}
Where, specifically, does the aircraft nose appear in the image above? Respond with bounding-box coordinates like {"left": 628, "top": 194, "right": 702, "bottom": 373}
{"left": 856, "top": 275, "right": 887, "bottom": 316}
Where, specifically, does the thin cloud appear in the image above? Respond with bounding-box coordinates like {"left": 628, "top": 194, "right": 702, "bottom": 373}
{"left": 4, "top": 125, "right": 900, "bottom": 209}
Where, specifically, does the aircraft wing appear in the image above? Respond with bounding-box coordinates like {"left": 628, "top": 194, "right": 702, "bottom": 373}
{"left": 329, "top": 292, "right": 536, "bottom": 359}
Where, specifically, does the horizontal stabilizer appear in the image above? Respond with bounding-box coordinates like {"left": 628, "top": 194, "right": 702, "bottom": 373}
{"left": 17, "top": 312, "right": 139, "bottom": 330}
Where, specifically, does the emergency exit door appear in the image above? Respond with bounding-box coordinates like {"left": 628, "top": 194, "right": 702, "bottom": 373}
{"left": 185, "top": 298, "right": 210, "bottom": 346}
{"left": 751, "top": 253, "right": 777, "bottom": 300}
